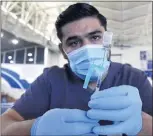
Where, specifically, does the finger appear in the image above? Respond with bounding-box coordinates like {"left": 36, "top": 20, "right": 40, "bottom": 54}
{"left": 91, "top": 85, "right": 129, "bottom": 99}
{"left": 93, "top": 114, "right": 142, "bottom": 136}
{"left": 88, "top": 96, "right": 131, "bottom": 110}
{"left": 92, "top": 122, "right": 125, "bottom": 135}
{"left": 64, "top": 109, "right": 98, "bottom": 123}
{"left": 87, "top": 106, "right": 133, "bottom": 121}
{"left": 69, "top": 122, "right": 100, "bottom": 135}
{"left": 126, "top": 86, "right": 140, "bottom": 98}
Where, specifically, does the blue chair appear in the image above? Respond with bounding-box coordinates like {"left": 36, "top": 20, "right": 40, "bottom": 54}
{"left": 1, "top": 103, "right": 14, "bottom": 114}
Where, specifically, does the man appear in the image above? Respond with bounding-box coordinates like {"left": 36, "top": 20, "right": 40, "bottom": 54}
{"left": 1, "top": 3, "right": 152, "bottom": 136}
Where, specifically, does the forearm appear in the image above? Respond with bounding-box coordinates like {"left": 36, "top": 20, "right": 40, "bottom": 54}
{"left": 138, "top": 112, "right": 152, "bottom": 136}
{"left": 2, "top": 119, "right": 35, "bottom": 136}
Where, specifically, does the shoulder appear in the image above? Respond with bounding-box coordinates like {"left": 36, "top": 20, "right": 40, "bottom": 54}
{"left": 42, "top": 65, "right": 66, "bottom": 79}
{"left": 111, "top": 62, "right": 147, "bottom": 87}
{"left": 42, "top": 65, "right": 70, "bottom": 86}
{"left": 43, "top": 65, "right": 64, "bottom": 74}
{"left": 121, "top": 63, "right": 146, "bottom": 79}
{"left": 112, "top": 62, "right": 145, "bottom": 77}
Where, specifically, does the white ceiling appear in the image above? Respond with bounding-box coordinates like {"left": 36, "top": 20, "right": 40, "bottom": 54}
{"left": 1, "top": 1, "right": 152, "bottom": 50}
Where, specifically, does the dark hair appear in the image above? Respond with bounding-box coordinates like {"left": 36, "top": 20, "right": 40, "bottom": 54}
{"left": 55, "top": 3, "right": 107, "bottom": 40}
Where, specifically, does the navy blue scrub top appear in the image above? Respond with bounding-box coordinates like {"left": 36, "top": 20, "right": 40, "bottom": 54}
{"left": 12, "top": 62, "right": 152, "bottom": 122}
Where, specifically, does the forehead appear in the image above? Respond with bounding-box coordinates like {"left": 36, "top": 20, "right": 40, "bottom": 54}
{"left": 61, "top": 17, "right": 104, "bottom": 40}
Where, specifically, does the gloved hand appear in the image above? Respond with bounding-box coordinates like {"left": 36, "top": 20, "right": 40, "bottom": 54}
{"left": 31, "top": 108, "right": 99, "bottom": 136}
{"left": 87, "top": 85, "right": 142, "bottom": 136}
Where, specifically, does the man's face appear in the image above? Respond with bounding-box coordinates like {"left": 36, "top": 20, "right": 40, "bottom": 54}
{"left": 61, "top": 17, "right": 105, "bottom": 54}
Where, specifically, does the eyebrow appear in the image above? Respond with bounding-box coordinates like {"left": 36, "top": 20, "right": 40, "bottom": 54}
{"left": 65, "top": 30, "right": 103, "bottom": 43}
{"left": 66, "top": 36, "right": 79, "bottom": 43}
{"left": 87, "top": 30, "right": 102, "bottom": 36}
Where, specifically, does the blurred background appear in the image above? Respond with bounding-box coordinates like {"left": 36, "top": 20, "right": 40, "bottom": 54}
{"left": 0, "top": 1, "right": 152, "bottom": 114}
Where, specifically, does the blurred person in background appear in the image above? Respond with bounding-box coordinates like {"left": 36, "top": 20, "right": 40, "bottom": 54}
{"left": 1, "top": 3, "right": 152, "bottom": 136}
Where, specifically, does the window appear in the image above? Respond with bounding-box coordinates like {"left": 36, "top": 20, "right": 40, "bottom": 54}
{"left": 5, "top": 51, "right": 14, "bottom": 64}
{"left": 36, "top": 47, "right": 44, "bottom": 64}
{"left": 1, "top": 53, "right": 3, "bottom": 63}
{"left": 26, "top": 48, "right": 35, "bottom": 64}
{"left": 16, "top": 50, "right": 24, "bottom": 64}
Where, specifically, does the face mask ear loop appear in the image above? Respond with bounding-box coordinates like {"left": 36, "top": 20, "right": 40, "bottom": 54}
{"left": 83, "top": 56, "right": 97, "bottom": 89}
{"left": 83, "top": 65, "right": 95, "bottom": 89}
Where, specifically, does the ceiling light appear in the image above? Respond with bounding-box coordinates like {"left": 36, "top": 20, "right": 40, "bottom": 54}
{"left": 8, "top": 56, "right": 12, "bottom": 60}
{"left": 1, "top": 33, "right": 4, "bottom": 38}
{"left": 10, "top": 60, "right": 14, "bottom": 64}
{"left": 28, "top": 58, "right": 33, "bottom": 62}
{"left": 28, "top": 53, "right": 33, "bottom": 57}
{"left": 11, "top": 39, "right": 19, "bottom": 45}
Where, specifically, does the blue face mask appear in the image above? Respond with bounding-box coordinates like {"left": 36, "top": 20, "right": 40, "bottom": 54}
{"left": 67, "top": 45, "right": 110, "bottom": 81}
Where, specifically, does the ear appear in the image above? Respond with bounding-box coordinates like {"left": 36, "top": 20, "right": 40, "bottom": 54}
{"left": 59, "top": 43, "right": 68, "bottom": 60}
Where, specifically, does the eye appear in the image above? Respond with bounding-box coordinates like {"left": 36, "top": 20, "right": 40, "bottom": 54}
{"left": 68, "top": 40, "right": 81, "bottom": 47}
{"left": 91, "top": 35, "right": 102, "bottom": 41}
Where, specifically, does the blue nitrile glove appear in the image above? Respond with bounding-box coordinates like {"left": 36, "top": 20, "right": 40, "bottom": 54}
{"left": 31, "top": 108, "right": 99, "bottom": 136}
{"left": 87, "top": 85, "right": 142, "bottom": 136}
